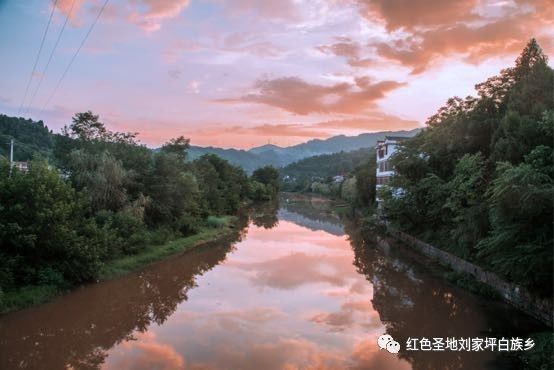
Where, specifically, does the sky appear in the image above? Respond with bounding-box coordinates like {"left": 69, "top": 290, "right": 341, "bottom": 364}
{"left": 0, "top": 0, "right": 552, "bottom": 149}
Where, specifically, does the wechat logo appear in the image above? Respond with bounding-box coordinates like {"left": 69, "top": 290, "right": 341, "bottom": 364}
{"left": 378, "top": 334, "right": 401, "bottom": 354}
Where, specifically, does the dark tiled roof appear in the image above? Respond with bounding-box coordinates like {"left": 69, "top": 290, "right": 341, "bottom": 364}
{"left": 385, "top": 136, "right": 410, "bottom": 141}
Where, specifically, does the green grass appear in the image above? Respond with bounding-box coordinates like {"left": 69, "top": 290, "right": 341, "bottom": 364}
{"left": 0, "top": 284, "right": 62, "bottom": 314}
{"left": 0, "top": 216, "right": 237, "bottom": 314}
{"left": 100, "top": 217, "right": 236, "bottom": 280}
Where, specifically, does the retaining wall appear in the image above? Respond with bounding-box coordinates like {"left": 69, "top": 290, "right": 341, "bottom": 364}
{"left": 383, "top": 223, "right": 553, "bottom": 327}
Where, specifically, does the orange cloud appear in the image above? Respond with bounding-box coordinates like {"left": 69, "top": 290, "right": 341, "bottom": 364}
{"left": 376, "top": 17, "right": 549, "bottom": 74}
{"left": 357, "top": 0, "right": 553, "bottom": 73}
{"left": 316, "top": 37, "right": 377, "bottom": 68}
{"left": 106, "top": 331, "right": 185, "bottom": 370}
{"left": 357, "top": 0, "right": 478, "bottom": 31}
{"left": 218, "top": 76, "right": 405, "bottom": 115}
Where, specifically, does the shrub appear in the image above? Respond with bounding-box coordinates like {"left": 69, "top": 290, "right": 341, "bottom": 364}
{"left": 207, "top": 216, "right": 227, "bottom": 228}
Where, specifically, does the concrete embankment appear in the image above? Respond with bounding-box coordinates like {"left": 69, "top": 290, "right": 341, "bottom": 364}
{"left": 380, "top": 222, "right": 553, "bottom": 327}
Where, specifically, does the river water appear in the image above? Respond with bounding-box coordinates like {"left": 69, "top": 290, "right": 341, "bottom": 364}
{"left": 0, "top": 196, "right": 545, "bottom": 369}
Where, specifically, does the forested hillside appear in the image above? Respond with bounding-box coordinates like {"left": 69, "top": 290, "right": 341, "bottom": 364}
{"left": 0, "top": 115, "right": 54, "bottom": 160}
{"left": 189, "top": 129, "right": 419, "bottom": 173}
{"left": 281, "top": 148, "right": 372, "bottom": 185}
{"left": 383, "top": 39, "right": 553, "bottom": 297}
{"left": 280, "top": 148, "right": 376, "bottom": 208}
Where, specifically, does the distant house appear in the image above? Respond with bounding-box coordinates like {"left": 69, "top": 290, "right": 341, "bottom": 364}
{"left": 332, "top": 175, "right": 345, "bottom": 183}
{"left": 375, "top": 136, "right": 407, "bottom": 205}
{"left": 12, "top": 161, "right": 29, "bottom": 173}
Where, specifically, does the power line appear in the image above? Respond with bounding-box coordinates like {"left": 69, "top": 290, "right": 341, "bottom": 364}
{"left": 17, "top": 0, "right": 58, "bottom": 116}
{"left": 25, "top": 0, "right": 76, "bottom": 115}
{"left": 40, "top": 0, "right": 110, "bottom": 115}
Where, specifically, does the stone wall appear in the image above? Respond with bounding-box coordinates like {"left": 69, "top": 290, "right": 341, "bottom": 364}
{"left": 383, "top": 223, "right": 553, "bottom": 327}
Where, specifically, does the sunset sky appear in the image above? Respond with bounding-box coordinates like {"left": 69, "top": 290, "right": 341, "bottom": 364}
{"left": 0, "top": 0, "right": 552, "bottom": 149}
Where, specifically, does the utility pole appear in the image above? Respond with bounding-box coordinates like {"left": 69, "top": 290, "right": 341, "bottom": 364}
{"left": 10, "top": 138, "right": 14, "bottom": 164}
{"left": 9, "top": 138, "right": 14, "bottom": 178}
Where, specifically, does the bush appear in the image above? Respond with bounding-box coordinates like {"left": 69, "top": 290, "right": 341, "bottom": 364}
{"left": 176, "top": 214, "right": 201, "bottom": 235}
{"left": 207, "top": 216, "right": 227, "bottom": 228}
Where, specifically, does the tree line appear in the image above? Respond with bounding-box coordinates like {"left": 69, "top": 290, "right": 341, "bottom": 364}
{"left": 0, "top": 112, "right": 279, "bottom": 305}
{"left": 280, "top": 148, "right": 377, "bottom": 207}
{"left": 381, "top": 39, "right": 553, "bottom": 297}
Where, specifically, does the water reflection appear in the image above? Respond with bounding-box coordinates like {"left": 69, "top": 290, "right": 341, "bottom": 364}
{"left": 249, "top": 200, "right": 279, "bottom": 229}
{"left": 0, "top": 197, "right": 545, "bottom": 370}
{"left": 0, "top": 217, "right": 248, "bottom": 370}
{"left": 344, "top": 219, "right": 545, "bottom": 370}
{"left": 279, "top": 194, "right": 344, "bottom": 236}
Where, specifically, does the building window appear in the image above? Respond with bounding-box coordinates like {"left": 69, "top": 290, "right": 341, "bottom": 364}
{"left": 377, "top": 176, "right": 390, "bottom": 185}
{"left": 378, "top": 161, "right": 393, "bottom": 173}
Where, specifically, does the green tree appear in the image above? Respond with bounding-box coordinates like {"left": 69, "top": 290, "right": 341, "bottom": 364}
{"left": 382, "top": 39, "right": 553, "bottom": 295}
{"left": 193, "top": 154, "right": 249, "bottom": 214}
{"left": 478, "top": 148, "right": 553, "bottom": 296}
{"left": 160, "top": 136, "right": 190, "bottom": 161}
{"left": 353, "top": 153, "right": 376, "bottom": 207}
{"left": 0, "top": 159, "right": 103, "bottom": 289}
{"left": 251, "top": 165, "right": 280, "bottom": 198}
{"left": 145, "top": 150, "right": 200, "bottom": 233}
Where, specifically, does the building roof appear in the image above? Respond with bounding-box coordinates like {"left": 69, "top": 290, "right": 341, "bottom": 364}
{"left": 385, "top": 136, "right": 410, "bottom": 141}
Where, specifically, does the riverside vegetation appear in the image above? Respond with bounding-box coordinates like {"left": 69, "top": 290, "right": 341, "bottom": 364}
{"left": 0, "top": 112, "right": 279, "bottom": 313}
{"left": 285, "top": 40, "right": 553, "bottom": 301}
{"left": 381, "top": 39, "right": 553, "bottom": 299}
{"left": 276, "top": 41, "right": 554, "bottom": 368}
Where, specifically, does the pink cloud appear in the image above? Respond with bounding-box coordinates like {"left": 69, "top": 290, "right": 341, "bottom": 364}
{"left": 104, "top": 331, "right": 185, "bottom": 370}
{"left": 128, "top": 0, "right": 191, "bottom": 32}
{"left": 316, "top": 36, "right": 377, "bottom": 68}
{"left": 218, "top": 0, "right": 299, "bottom": 21}
{"left": 217, "top": 76, "right": 405, "bottom": 115}
{"left": 360, "top": 0, "right": 554, "bottom": 73}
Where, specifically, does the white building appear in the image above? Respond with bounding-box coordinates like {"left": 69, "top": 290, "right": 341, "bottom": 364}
{"left": 332, "top": 175, "right": 345, "bottom": 183}
{"left": 375, "top": 136, "right": 407, "bottom": 205}
{"left": 12, "top": 161, "right": 29, "bottom": 173}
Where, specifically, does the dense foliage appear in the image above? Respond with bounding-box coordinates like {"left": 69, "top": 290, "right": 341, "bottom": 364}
{"left": 0, "top": 114, "right": 54, "bottom": 160}
{"left": 280, "top": 148, "right": 376, "bottom": 207}
{"left": 0, "top": 112, "right": 277, "bottom": 304}
{"left": 250, "top": 165, "right": 280, "bottom": 201}
{"left": 382, "top": 40, "right": 553, "bottom": 296}
{"left": 281, "top": 148, "right": 373, "bottom": 190}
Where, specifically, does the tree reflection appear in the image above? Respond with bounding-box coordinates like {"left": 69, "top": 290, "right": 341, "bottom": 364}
{"left": 279, "top": 195, "right": 344, "bottom": 236}
{"left": 344, "top": 219, "right": 542, "bottom": 370}
{"left": 0, "top": 217, "right": 248, "bottom": 370}
{"left": 249, "top": 200, "right": 279, "bottom": 229}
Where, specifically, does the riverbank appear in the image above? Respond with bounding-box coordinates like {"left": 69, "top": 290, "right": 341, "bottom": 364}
{"left": 0, "top": 216, "right": 239, "bottom": 315}
{"left": 379, "top": 221, "right": 553, "bottom": 327}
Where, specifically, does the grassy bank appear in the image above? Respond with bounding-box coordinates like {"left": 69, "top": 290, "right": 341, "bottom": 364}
{"left": 0, "top": 216, "right": 238, "bottom": 314}
{"left": 99, "top": 216, "right": 237, "bottom": 280}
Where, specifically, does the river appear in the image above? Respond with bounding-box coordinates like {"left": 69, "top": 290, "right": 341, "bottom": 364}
{"left": 0, "top": 195, "right": 545, "bottom": 369}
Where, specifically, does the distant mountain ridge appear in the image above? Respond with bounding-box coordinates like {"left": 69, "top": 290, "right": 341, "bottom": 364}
{"left": 188, "top": 128, "right": 421, "bottom": 173}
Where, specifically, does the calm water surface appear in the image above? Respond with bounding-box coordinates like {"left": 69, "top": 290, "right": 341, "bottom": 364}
{"left": 0, "top": 197, "right": 544, "bottom": 369}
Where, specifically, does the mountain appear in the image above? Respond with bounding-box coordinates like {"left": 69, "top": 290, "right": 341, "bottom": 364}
{"left": 248, "top": 144, "right": 283, "bottom": 155}
{"left": 189, "top": 128, "right": 420, "bottom": 173}
{"left": 280, "top": 148, "right": 373, "bottom": 181}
